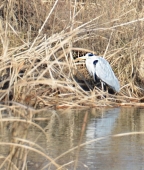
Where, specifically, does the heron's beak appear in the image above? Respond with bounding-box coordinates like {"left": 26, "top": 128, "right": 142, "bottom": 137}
{"left": 74, "top": 56, "right": 87, "bottom": 62}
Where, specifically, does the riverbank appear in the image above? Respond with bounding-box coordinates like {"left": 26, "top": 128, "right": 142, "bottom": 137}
{"left": 0, "top": 0, "right": 144, "bottom": 108}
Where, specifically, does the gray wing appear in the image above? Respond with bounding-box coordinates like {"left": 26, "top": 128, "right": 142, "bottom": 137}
{"left": 94, "top": 57, "right": 120, "bottom": 92}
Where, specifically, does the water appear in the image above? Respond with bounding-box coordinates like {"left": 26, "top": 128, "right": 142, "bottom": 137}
{"left": 0, "top": 107, "right": 144, "bottom": 170}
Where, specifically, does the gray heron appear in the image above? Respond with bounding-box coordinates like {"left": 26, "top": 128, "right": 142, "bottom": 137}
{"left": 76, "top": 53, "right": 120, "bottom": 92}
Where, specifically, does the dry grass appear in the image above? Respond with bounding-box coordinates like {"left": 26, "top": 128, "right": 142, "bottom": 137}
{"left": 1, "top": 1, "right": 144, "bottom": 168}
{"left": 0, "top": 0, "right": 144, "bottom": 108}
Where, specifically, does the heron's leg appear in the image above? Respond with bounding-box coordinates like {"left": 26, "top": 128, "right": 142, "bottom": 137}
{"left": 101, "top": 81, "right": 104, "bottom": 91}
{"left": 100, "top": 81, "right": 109, "bottom": 99}
{"left": 100, "top": 81, "right": 105, "bottom": 99}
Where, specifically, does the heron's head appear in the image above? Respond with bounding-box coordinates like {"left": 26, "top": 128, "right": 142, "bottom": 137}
{"left": 75, "top": 53, "right": 95, "bottom": 61}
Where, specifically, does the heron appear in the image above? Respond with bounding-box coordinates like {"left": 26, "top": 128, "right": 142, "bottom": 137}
{"left": 76, "top": 53, "right": 120, "bottom": 92}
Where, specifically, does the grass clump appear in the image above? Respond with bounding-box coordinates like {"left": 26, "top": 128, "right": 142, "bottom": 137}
{"left": 0, "top": 0, "right": 144, "bottom": 108}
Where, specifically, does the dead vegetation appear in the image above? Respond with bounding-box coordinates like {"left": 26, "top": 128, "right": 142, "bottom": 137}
{"left": 0, "top": 0, "right": 144, "bottom": 108}
{"left": 1, "top": 1, "right": 144, "bottom": 169}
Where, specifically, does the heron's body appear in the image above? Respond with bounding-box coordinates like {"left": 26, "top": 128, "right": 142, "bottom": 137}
{"left": 78, "top": 53, "right": 120, "bottom": 92}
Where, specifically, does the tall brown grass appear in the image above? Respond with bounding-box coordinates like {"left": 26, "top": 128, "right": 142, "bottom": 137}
{"left": 0, "top": 0, "right": 144, "bottom": 108}
{"left": 1, "top": 1, "right": 144, "bottom": 169}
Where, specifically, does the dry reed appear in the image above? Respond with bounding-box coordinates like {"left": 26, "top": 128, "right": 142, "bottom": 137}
{"left": 1, "top": 1, "right": 144, "bottom": 168}
{"left": 0, "top": 0, "right": 144, "bottom": 108}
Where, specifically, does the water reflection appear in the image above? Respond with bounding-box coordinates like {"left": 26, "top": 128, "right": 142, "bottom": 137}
{"left": 0, "top": 107, "right": 144, "bottom": 169}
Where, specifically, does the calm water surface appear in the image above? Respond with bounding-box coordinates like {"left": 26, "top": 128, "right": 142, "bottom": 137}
{"left": 0, "top": 107, "right": 144, "bottom": 170}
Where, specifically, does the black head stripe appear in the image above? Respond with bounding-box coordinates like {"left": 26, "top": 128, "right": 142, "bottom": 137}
{"left": 88, "top": 53, "right": 94, "bottom": 57}
{"left": 93, "top": 60, "right": 98, "bottom": 65}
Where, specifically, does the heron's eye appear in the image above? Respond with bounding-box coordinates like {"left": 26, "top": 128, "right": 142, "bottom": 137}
{"left": 93, "top": 60, "right": 98, "bottom": 65}
{"left": 88, "top": 53, "right": 94, "bottom": 57}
